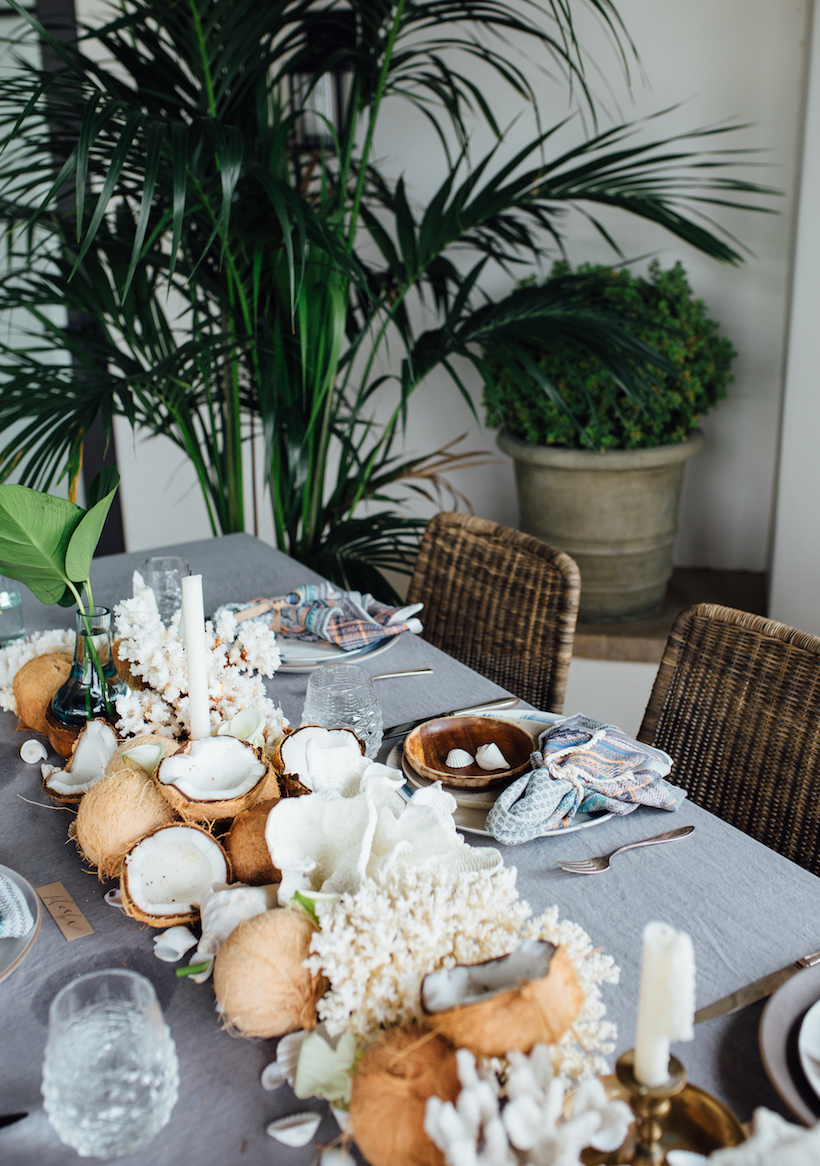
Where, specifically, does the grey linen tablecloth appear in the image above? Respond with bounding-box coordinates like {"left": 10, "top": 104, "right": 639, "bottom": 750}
{"left": 0, "top": 533, "right": 818, "bottom": 1165}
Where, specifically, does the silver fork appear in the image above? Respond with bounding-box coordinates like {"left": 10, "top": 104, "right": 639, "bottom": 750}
{"left": 556, "top": 825, "right": 694, "bottom": 874}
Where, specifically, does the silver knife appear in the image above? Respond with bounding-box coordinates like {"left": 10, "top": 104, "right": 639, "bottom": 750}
{"left": 695, "top": 949, "right": 820, "bottom": 1023}
{"left": 383, "top": 696, "right": 520, "bottom": 739}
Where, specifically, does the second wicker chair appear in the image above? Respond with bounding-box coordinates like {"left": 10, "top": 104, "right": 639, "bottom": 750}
{"left": 406, "top": 512, "right": 581, "bottom": 714}
{"left": 638, "top": 603, "right": 820, "bottom": 877}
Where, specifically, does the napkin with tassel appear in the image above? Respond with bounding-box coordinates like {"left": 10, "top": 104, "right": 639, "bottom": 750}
{"left": 486, "top": 713, "right": 682, "bottom": 844}
{"left": 0, "top": 872, "right": 34, "bottom": 939}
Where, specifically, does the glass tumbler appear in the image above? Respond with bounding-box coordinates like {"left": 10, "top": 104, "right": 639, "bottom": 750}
{"left": 301, "top": 663, "right": 384, "bottom": 758}
{"left": 139, "top": 556, "right": 190, "bottom": 624}
{"left": 41, "top": 969, "right": 179, "bottom": 1160}
{"left": 0, "top": 575, "right": 24, "bottom": 646}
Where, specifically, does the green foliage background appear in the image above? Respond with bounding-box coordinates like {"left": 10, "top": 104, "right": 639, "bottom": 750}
{"left": 484, "top": 261, "right": 736, "bottom": 451}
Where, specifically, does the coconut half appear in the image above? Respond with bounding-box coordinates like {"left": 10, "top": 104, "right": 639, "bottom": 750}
{"left": 75, "top": 764, "right": 179, "bottom": 880}
{"left": 120, "top": 823, "right": 230, "bottom": 927}
{"left": 213, "top": 908, "right": 327, "bottom": 1038}
{"left": 349, "top": 1025, "right": 460, "bottom": 1166}
{"left": 273, "top": 725, "right": 365, "bottom": 791}
{"left": 42, "top": 719, "right": 120, "bottom": 803}
{"left": 105, "top": 733, "right": 178, "bottom": 781}
{"left": 13, "top": 651, "right": 72, "bottom": 734}
{"left": 157, "top": 735, "right": 279, "bottom": 821}
{"left": 421, "top": 940, "right": 584, "bottom": 1058}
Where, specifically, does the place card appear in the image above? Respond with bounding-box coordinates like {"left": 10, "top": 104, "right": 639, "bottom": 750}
{"left": 37, "top": 881, "right": 94, "bottom": 941}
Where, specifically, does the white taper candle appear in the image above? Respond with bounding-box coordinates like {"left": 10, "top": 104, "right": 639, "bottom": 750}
{"left": 181, "top": 574, "right": 211, "bottom": 740}
{"left": 634, "top": 921, "right": 696, "bottom": 1086}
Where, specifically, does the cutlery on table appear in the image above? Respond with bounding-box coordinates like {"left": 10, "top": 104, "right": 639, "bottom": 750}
{"left": 555, "top": 824, "right": 695, "bottom": 874}
{"left": 695, "top": 948, "right": 820, "bottom": 1023}
{"left": 383, "top": 695, "right": 520, "bottom": 739}
{"left": 372, "top": 668, "right": 434, "bottom": 681}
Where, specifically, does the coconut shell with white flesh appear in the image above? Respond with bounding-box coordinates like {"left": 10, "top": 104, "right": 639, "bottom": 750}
{"left": 349, "top": 1025, "right": 460, "bottom": 1166}
{"left": 224, "top": 799, "right": 281, "bottom": 885}
{"left": 156, "top": 735, "right": 279, "bottom": 822}
{"left": 272, "top": 725, "right": 364, "bottom": 791}
{"left": 213, "top": 908, "right": 326, "bottom": 1038}
{"left": 120, "top": 823, "right": 231, "bottom": 927}
{"left": 75, "top": 764, "right": 180, "bottom": 880}
{"left": 420, "top": 940, "right": 584, "bottom": 1058}
{"left": 42, "top": 719, "right": 120, "bottom": 803}
{"left": 105, "top": 733, "right": 178, "bottom": 780}
{"left": 13, "top": 651, "right": 72, "bottom": 734}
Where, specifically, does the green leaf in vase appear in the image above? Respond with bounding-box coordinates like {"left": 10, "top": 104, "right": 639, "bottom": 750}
{"left": 65, "top": 470, "right": 120, "bottom": 583}
{"left": 0, "top": 484, "right": 82, "bottom": 603}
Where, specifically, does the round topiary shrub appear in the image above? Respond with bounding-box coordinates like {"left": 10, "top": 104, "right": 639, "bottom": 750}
{"left": 483, "top": 259, "right": 736, "bottom": 451}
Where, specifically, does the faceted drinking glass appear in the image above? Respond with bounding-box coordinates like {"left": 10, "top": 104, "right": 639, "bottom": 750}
{"left": 301, "top": 663, "right": 384, "bottom": 758}
{"left": 139, "top": 556, "right": 190, "bottom": 625}
{"left": 41, "top": 969, "right": 179, "bottom": 1159}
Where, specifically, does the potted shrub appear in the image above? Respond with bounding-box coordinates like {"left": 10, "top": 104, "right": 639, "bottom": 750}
{"left": 484, "top": 261, "right": 736, "bottom": 622}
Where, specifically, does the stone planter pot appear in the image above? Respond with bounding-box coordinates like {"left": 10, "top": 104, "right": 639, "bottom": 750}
{"left": 497, "top": 429, "right": 704, "bottom": 622}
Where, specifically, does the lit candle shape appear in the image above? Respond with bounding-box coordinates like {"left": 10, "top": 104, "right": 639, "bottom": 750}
{"left": 181, "top": 574, "right": 211, "bottom": 740}
{"left": 634, "top": 921, "right": 695, "bottom": 1086}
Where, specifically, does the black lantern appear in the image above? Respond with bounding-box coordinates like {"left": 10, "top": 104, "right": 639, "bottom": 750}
{"left": 288, "top": 11, "right": 356, "bottom": 152}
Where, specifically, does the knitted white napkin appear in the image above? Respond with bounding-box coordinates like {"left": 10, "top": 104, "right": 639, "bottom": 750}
{"left": 0, "top": 872, "right": 34, "bottom": 939}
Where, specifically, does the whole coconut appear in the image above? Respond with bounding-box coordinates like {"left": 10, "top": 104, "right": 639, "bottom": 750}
{"left": 13, "top": 652, "right": 72, "bottom": 734}
{"left": 76, "top": 766, "right": 179, "bottom": 879}
{"left": 224, "top": 799, "right": 281, "bottom": 886}
{"left": 349, "top": 1026, "right": 460, "bottom": 1166}
{"left": 213, "top": 909, "right": 326, "bottom": 1038}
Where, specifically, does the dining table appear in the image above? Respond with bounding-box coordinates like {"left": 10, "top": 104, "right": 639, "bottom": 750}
{"left": 1, "top": 532, "right": 818, "bottom": 1165}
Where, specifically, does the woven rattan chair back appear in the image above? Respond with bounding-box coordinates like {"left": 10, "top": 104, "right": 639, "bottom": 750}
{"left": 406, "top": 512, "right": 580, "bottom": 714}
{"left": 638, "top": 603, "right": 820, "bottom": 876}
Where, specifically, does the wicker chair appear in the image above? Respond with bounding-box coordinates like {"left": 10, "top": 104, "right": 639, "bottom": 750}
{"left": 637, "top": 603, "right": 820, "bottom": 876}
{"left": 406, "top": 512, "right": 580, "bottom": 713}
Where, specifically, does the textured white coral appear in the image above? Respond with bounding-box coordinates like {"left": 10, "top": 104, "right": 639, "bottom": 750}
{"left": 425, "top": 1045, "right": 632, "bottom": 1166}
{"left": 0, "top": 628, "right": 75, "bottom": 712}
{"left": 667, "top": 1107, "right": 820, "bottom": 1165}
{"left": 112, "top": 572, "right": 287, "bottom": 745}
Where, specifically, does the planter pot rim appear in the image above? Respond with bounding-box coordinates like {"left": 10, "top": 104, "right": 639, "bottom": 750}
{"left": 497, "top": 428, "right": 704, "bottom": 471}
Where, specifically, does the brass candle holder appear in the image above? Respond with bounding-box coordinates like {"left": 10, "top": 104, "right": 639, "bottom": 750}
{"left": 581, "top": 1050, "right": 746, "bottom": 1166}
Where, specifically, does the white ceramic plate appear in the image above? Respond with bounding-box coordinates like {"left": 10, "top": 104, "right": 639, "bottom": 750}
{"left": 760, "top": 963, "right": 820, "bottom": 1126}
{"left": 0, "top": 863, "right": 42, "bottom": 983}
{"left": 386, "top": 744, "right": 613, "bottom": 838}
{"left": 277, "top": 634, "right": 398, "bottom": 673}
{"left": 798, "top": 997, "right": 820, "bottom": 1103}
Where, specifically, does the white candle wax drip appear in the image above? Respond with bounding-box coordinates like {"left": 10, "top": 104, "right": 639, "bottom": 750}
{"left": 181, "top": 574, "right": 211, "bottom": 740}
{"left": 633, "top": 921, "right": 696, "bottom": 1086}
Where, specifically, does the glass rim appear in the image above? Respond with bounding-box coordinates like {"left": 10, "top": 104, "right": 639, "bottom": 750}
{"left": 306, "top": 663, "right": 373, "bottom": 688}
{"left": 48, "top": 967, "right": 157, "bottom": 1021}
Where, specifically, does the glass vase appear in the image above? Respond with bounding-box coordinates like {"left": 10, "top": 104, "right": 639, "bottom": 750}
{"left": 50, "top": 607, "right": 125, "bottom": 728}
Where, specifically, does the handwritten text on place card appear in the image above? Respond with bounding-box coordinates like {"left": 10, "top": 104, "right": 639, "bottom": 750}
{"left": 37, "top": 881, "right": 93, "bottom": 941}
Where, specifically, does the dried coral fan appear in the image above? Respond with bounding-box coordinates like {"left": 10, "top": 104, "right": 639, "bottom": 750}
{"left": 306, "top": 864, "right": 618, "bottom": 1081}
{"left": 113, "top": 574, "right": 287, "bottom": 745}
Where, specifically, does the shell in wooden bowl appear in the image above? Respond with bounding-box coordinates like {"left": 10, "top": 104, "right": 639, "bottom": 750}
{"left": 403, "top": 715, "right": 536, "bottom": 789}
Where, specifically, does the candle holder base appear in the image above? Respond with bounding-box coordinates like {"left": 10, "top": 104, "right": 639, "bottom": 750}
{"left": 581, "top": 1051, "right": 745, "bottom": 1166}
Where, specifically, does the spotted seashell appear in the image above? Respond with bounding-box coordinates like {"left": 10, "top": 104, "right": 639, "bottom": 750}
{"left": 445, "top": 748, "right": 474, "bottom": 769}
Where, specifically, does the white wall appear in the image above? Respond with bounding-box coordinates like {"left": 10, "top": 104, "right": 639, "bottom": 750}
{"left": 75, "top": 3, "right": 810, "bottom": 574}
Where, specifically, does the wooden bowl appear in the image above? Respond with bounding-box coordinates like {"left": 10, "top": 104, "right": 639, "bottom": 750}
{"left": 403, "top": 715, "right": 536, "bottom": 789}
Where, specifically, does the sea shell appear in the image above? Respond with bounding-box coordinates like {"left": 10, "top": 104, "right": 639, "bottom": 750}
{"left": 261, "top": 1030, "right": 306, "bottom": 1090}
{"left": 475, "top": 742, "right": 509, "bottom": 771}
{"left": 20, "top": 739, "right": 48, "bottom": 764}
{"left": 266, "top": 1112, "right": 322, "bottom": 1147}
{"left": 153, "top": 925, "right": 197, "bottom": 963}
{"left": 445, "top": 748, "right": 474, "bottom": 768}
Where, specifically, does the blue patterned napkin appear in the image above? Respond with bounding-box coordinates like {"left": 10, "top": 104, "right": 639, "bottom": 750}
{"left": 485, "top": 713, "right": 682, "bottom": 844}
{"left": 0, "top": 873, "right": 34, "bottom": 939}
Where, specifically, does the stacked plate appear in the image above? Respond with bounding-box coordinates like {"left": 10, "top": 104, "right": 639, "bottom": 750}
{"left": 277, "top": 634, "right": 398, "bottom": 673}
{"left": 760, "top": 965, "right": 820, "bottom": 1124}
{"left": 0, "top": 864, "right": 42, "bottom": 983}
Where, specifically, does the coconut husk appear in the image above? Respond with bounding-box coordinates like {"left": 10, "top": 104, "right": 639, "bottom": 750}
{"left": 213, "top": 908, "right": 326, "bottom": 1038}
{"left": 224, "top": 799, "right": 281, "bottom": 885}
{"left": 43, "top": 705, "right": 82, "bottom": 761}
{"left": 349, "top": 1025, "right": 460, "bottom": 1166}
{"left": 156, "top": 737, "right": 280, "bottom": 822}
{"left": 426, "top": 944, "right": 584, "bottom": 1058}
{"left": 111, "top": 639, "right": 146, "bottom": 690}
{"left": 119, "top": 822, "right": 230, "bottom": 928}
{"left": 13, "top": 651, "right": 72, "bottom": 735}
{"left": 76, "top": 764, "right": 179, "bottom": 879}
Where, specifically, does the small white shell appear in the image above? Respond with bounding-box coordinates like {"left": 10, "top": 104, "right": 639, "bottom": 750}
{"left": 330, "top": 1106, "right": 350, "bottom": 1132}
{"left": 153, "top": 925, "right": 197, "bottom": 963}
{"left": 445, "top": 748, "right": 474, "bottom": 769}
{"left": 261, "top": 1031, "right": 306, "bottom": 1091}
{"left": 20, "top": 739, "right": 48, "bottom": 764}
{"left": 104, "top": 889, "right": 124, "bottom": 909}
{"left": 266, "top": 1112, "right": 322, "bottom": 1146}
{"left": 475, "top": 742, "right": 509, "bottom": 771}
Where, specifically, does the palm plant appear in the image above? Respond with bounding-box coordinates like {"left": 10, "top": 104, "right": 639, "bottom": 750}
{"left": 0, "top": 0, "right": 774, "bottom": 596}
